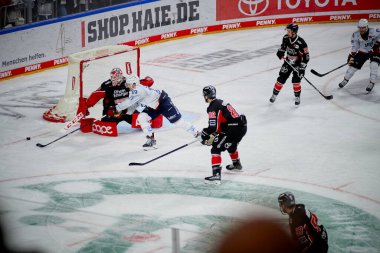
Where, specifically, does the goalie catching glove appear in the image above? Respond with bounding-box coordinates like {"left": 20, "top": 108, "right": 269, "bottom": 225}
{"left": 201, "top": 130, "right": 217, "bottom": 146}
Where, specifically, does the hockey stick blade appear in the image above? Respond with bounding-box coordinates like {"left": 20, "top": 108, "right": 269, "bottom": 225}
{"left": 129, "top": 139, "right": 198, "bottom": 166}
{"left": 284, "top": 59, "right": 333, "bottom": 101}
{"left": 128, "top": 162, "right": 146, "bottom": 166}
{"left": 36, "top": 143, "right": 45, "bottom": 147}
{"left": 310, "top": 69, "right": 324, "bottom": 77}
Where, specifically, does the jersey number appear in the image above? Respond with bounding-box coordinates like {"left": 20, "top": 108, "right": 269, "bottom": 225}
{"left": 227, "top": 105, "right": 239, "bottom": 118}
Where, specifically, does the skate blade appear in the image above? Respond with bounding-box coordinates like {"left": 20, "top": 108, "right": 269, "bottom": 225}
{"left": 226, "top": 169, "right": 243, "bottom": 172}
{"left": 143, "top": 146, "right": 158, "bottom": 151}
{"left": 204, "top": 180, "right": 221, "bottom": 185}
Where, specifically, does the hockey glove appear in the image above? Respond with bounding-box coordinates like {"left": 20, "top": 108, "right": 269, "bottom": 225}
{"left": 276, "top": 49, "right": 285, "bottom": 60}
{"left": 201, "top": 133, "right": 216, "bottom": 146}
{"left": 107, "top": 106, "right": 115, "bottom": 117}
{"left": 347, "top": 53, "right": 355, "bottom": 65}
{"left": 298, "top": 62, "right": 307, "bottom": 78}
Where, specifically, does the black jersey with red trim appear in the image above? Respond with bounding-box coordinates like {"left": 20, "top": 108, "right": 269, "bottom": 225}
{"left": 99, "top": 79, "right": 130, "bottom": 107}
{"left": 288, "top": 204, "right": 323, "bottom": 250}
{"left": 203, "top": 99, "right": 243, "bottom": 135}
{"left": 280, "top": 34, "right": 310, "bottom": 65}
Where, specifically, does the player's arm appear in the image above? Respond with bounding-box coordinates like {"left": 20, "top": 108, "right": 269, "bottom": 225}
{"left": 348, "top": 33, "right": 359, "bottom": 64}
{"left": 297, "top": 39, "right": 309, "bottom": 77}
{"left": 276, "top": 36, "right": 287, "bottom": 60}
{"left": 76, "top": 81, "right": 109, "bottom": 116}
{"left": 201, "top": 109, "right": 219, "bottom": 145}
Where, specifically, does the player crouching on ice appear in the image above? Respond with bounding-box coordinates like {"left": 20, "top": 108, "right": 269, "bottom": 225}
{"left": 77, "top": 68, "right": 155, "bottom": 136}
{"left": 115, "top": 75, "right": 200, "bottom": 150}
{"left": 338, "top": 19, "right": 380, "bottom": 93}
{"left": 200, "top": 86, "right": 247, "bottom": 185}
{"left": 278, "top": 192, "right": 328, "bottom": 253}
{"left": 270, "top": 23, "right": 310, "bottom": 106}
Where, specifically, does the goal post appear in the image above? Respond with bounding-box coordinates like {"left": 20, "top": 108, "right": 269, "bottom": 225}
{"left": 43, "top": 45, "right": 140, "bottom": 122}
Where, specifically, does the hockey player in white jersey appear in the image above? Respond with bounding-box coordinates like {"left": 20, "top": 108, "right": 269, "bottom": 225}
{"left": 116, "top": 75, "right": 200, "bottom": 150}
{"left": 339, "top": 19, "right": 380, "bottom": 92}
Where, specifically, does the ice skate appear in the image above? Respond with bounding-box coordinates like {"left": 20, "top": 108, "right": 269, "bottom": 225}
{"left": 366, "top": 82, "right": 374, "bottom": 92}
{"left": 205, "top": 166, "right": 221, "bottom": 185}
{"left": 338, "top": 79, "right": 348, "bottom": 88}
{"left": 143, "top": 134, "right": 157, "bottom": 150}
{"left": 226, "top": 159, "right": 243, "bottom": 172}
{"left": 295, "top": 96, "right": 300, "bottom": 106}
{"left": 269, "top": 94, "right": 277, "bottom": 103}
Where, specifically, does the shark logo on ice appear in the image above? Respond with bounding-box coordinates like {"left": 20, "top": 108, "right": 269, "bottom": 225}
{"left": 238, "top": 0, "right": 269, "bottom": 16}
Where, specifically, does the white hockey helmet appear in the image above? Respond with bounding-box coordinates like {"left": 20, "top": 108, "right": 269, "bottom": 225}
{"left": 110, "top": 67, "right": 123, "bottom": 86}
{"left": 358, "top": 18, "right": 368, "bottom": 28}
{"left": 125, "top": 75, "right": 140, "bottom": 86}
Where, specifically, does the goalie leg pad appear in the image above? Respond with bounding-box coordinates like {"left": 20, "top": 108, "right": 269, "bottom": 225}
{"left": 80, "top": 118, "right": 95, "bottom": 133}
{"left": 92, "top": 120, "right": 118, "bottom": 137}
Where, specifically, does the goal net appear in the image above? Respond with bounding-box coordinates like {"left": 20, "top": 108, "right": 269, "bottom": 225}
{"left": 43, "top": 45, "right": 140, "bottom": 122}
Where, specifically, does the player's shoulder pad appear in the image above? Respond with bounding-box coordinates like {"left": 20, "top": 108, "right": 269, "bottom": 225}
{"left": 283, "top": 34, "right": 289, "bottom": 39}
{"left": 294, "top": 204, "right": 306, "bottom": 214}
{"left": 102, "top": 79, "right": 112, "bottom": 86}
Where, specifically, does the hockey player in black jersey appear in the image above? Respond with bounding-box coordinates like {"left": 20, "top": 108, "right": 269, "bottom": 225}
{"left": 270, "top": 23, "right": 310, "bottom": 106}
{"left": 200, "top": 85, "right": 247, "bottom": 184}
{"left": 278, "top": 192, "right": 328, "bottom": 253}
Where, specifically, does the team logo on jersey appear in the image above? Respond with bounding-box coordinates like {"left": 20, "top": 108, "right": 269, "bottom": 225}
{"left": 208, "top": 112, "right": 216, "bottom": 118}
{"left": 238, "top": 0, "right": 269, "bottom": 17}
{"left": 281, "top": 65, "right": 289, "bottom": 73}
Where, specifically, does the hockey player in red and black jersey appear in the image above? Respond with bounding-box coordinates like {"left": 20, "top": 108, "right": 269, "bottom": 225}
{"left": 200, "top": 85, "right": 247, "bottom": 184}
{"left": 270, "top": 23, "right": 310, "bottom": 106}
{"left": 278, "top": 192, "right": 328, "bottom": 253}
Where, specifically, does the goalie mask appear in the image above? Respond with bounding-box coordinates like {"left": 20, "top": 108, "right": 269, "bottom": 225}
{"left": 203, "top": 85, "right": 216, "bottom": 102}
{"left": 278, "top": 192, "right": 295, "bottom": 214}
{"left": 110, "top": 68, "right": 124, "bottom": 86}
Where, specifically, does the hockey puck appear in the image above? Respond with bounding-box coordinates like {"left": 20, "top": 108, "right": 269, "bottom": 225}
{"left": 26, "top": 137, "right": 31, "bottom": 140}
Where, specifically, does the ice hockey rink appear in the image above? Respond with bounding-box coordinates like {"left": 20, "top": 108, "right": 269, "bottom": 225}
{"left": 0, "top": 22, "right": 379, "bottom": 252}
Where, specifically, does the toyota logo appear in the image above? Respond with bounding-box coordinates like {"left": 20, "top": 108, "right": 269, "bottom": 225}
{"left": 238, "top": 0, "right": 269, "bottom": 16}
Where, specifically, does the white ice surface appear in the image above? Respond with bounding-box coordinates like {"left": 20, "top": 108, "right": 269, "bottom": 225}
{"left": 0, "top": 23, "right": 379, "bottom": 253}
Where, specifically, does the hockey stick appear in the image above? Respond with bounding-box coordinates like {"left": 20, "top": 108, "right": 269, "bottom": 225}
{"left": 36, "top": 115, "right": 110, "bottom": 148}
{"left": 36, "top": 126, "right": 82, "bottom": 148}
{"left": 129, "top": 139, "right": 199, "bottom": 166}
{"left": 310, "top": 63, "right": 347, "bottom": 77}
{"left": 284, "top": 59, "right": 333, "bottom": 100}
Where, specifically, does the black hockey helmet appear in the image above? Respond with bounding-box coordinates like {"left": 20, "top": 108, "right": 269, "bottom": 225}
{"left": 278, "top": 192, "right": 295, "bottom": 214}
{"left": 203, "top": 85, "right": 216, "bottom": 100}
{"left": 286, "top": 23, "right": 299, "bottom": 33}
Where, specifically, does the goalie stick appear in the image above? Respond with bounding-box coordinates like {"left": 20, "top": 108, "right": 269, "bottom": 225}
{"left": 129, "top": 139, "right": 199, "bottom": 166}
{"left": 284, "top": 59, "right": 333, "bottom": 100}
{"left": 310, "top": 63, "right": 347, "bottom": 77}
{"left": 64, "top": 112, "right": 85, "bottom": 130}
